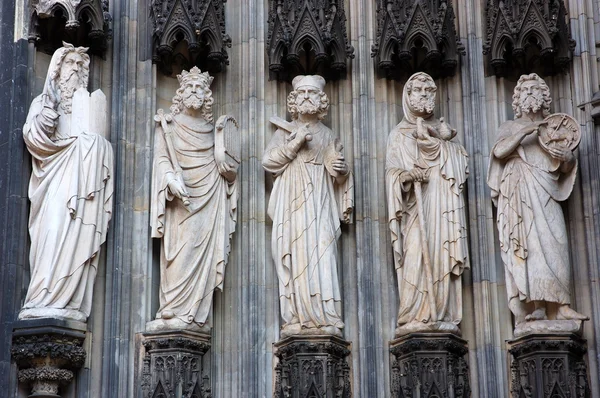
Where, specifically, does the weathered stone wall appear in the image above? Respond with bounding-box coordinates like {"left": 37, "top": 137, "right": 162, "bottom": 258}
{"left": 1, "top": 0, "right": 600, "bottom": 397}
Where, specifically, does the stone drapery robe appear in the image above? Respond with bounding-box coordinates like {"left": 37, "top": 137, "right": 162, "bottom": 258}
{"left": 151, "top": 115, "right": 238, "bottom": 326}
{"left": 386, "top": 118, "right": 469, "bottom": 326}
{"left": 263, "top": 121, "right": 354, "bottom": 330}
{"left": 488, "top": 120, "right": 576, "bottom": 306}
{"left": 21, "top": 94, "right": 114, "bottom": 320}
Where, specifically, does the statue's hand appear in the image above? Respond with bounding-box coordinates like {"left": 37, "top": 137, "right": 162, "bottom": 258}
{"left": 519, "top": 120, "right": 547, "bottom": 137}
{"left": 45, "top": 79, "right": 61, "bottom": 110}
{"left": 331, "top": 153, "right": 349, "bottom": 175}
{"left": 167, "top": 178, "right": 189, "bottom": 201}
{"left": 547, "top": 146, "right": 574, "bottom": 163}
{"left": 215, "top": 147, "right": 237, "bottom": 182}
{"left": 403, "top": 168, "right": 428, "bottom": 183}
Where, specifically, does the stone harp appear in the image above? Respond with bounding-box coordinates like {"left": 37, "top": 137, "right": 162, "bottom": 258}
{"left": 215, "top": 115, "right": 241, "bottom": 171}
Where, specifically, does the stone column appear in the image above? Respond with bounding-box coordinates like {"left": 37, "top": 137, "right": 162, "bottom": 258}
{"left": 508, "top": 333, "right": 590, "bottom": 398}
{"left": 389, "top": 333, "right": 470, "bottom": 398}
{"left": 140, "top": 330, "right": 212, "bottom": 398}
{"left": 11, "top": 319, "right": 87, "bottom": 398}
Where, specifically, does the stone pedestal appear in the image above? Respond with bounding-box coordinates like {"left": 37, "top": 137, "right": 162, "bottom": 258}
{"left": 11, "top": 318, "right": 87, "bottom": 398}
{"left": 273, "top": 335, "right": 351, "bottom": 398}
{"left": 141, "top": 330, "right": 212, "bottom": 398}
{"left": 508, "top": 333, "right": 590, "bottom": 398}
{"left": 389, "top": 333, "right": 470, "bottom": 398}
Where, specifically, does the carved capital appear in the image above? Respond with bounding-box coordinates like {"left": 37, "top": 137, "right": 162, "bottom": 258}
{"left": 141, "top": 330, "right": 212, "bottom": 398}
{"left": 29, "top": 0, "right": 111, "bottom": 55}
{"left": 273, "top": 335, "right": 351, "bottom": 398}
{"left": 371, "top": 0, "right": 465, "bottom": 80}
{"left": 389, "top": 333, "right": 470, "bottom": 398}
{"left": 508, "top": 334, "right": 590, "bottom": 398}
{"left": 267, "top": 0, "right": 354, "bottom": 81}
{"left": 150, "top": 0, "right": 230, "bottom": 76}
{"left": 11, "top": 319, "right": 87, "bottom": 398}
{"left": 483, "top": 0, "right": 575, "bottom": 77}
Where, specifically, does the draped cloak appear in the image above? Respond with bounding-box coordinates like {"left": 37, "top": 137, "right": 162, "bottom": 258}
{"left": 21, "top": 86, "right": 113, "bottom": 320}
{"left": 150, "top": 115, "right": 238, "bottom": 326}
{"left": 487, "top": 120, "right": 577, "bottom": 305}
{"left": 386, "top": 104, "right": 469, "bottom": 326}
{"left": 262, "top": 121, "right": 354, "bottom": 329}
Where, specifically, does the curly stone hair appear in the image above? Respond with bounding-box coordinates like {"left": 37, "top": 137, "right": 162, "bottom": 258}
{"left": 287, "top": 89, "right": 330, "bottom": 120}
{"left": 170, "top": 83, "right": 214, "bottom": 123}
{"left": 512, "top": 73, "right": 551, "bottom": 119}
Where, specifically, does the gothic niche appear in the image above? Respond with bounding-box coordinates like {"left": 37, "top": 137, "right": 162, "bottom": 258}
{"left": 267, "top": 0, "right": 355, "bottom": 81}
{"left": 483, "top": 0, "right": 575, "bottom": 78}
{"left": 371, "top": 0, "right": 465, "bottom": 81}
{"left": 150, "top": 0, "right": 231, "bottom": 76}
{"left": 29, "top": 0, "right": 111, "bottom": 56}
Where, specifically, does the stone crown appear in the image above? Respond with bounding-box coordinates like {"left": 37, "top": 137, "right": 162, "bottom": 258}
{"left": 177, "top": 66, "right": 214, "bottom": 88}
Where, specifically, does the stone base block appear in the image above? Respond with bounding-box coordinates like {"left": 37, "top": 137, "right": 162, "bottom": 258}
{"left": 141, "top": 329, "right": 212, "bottom": 398}
{"left": 11, "top": 318, "right": 87, "bottom": 398}
{"left": 389, "top": 333, "right": 470, "bottom": 398}
{"left": 273, "top": 335, "right": 351, "bottom": 398}
{"left": 508, "top": 333, "right": 590, "bottom": 398}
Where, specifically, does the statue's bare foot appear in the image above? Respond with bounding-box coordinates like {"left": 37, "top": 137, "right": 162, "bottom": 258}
{"left": 160, "top": 310, "right": 175, "bottom": 319}
{"left": 556, "top": 305, "right": 589, "bottom": 321}
{"left": 525, "top": 308, "right": 547, "bottom": 321}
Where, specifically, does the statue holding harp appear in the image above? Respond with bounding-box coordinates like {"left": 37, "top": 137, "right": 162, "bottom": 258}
{"left": 148, "top": 66, "right": 239, "bottom": 332}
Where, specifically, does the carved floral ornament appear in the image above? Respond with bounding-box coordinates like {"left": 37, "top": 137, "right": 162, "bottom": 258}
{"left": 267, "top": 0, "right": 355, "bottom": 81}
{"left": 371, "top": 0, "right": 465, "bottom": 80}
{"left": 483, "top": 0, "right": 575, "bottom": 77}
{"left": 150, "top": 0, "right": 231, "bottom": 76}
{"left": 29, "top": 0, "right": 111, "bottom": 55}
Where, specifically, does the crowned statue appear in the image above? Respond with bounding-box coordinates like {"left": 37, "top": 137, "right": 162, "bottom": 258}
{"left": 147, "top": 67, "right": 240, "bottom": 332}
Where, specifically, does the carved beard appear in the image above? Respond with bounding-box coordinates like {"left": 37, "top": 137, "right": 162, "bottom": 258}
{"left": 520, "top": 95, "right": 544, "bottom": 115}
{"left": 59, "top": 70, "right": 84, "bottom": 114}
{"left": 183, "top": 93, "right": 204, "bottom": 110}
{"left": 409, "top": 97, "right": 435, "bottom": 114}
{"left": 297, "top": 98, "right": 320, "bottom": 115}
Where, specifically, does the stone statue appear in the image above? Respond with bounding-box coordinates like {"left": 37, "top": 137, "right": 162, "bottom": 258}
{"left": 19, "top": 43, "right": 114, "bottom": 322}
{"left": 488, "top": 73, "right": 587, "bottom": 336}
{"left": 263, "top": 75, "right": 354, "bottom": 338}
{"left": 148, "top": 67, "right": 239, "bottom": 332}
{"left": 386, "top": 72, "right": 469, "bottom": 337}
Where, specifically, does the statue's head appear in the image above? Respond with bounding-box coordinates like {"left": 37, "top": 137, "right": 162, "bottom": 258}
{"left": 512, "top": 73, "right": 551, "bottom": 119}
{"left": 404, "top": 72, "right": 437, "bottom": 119}
{"left": 47, "top": 42, "right": 90, "bottom": 114}
{"left": 171, "top": 66, "right": 215, "bottom": 122}
{"left": 287, "top": 75, "right": 329, "bottom": 120}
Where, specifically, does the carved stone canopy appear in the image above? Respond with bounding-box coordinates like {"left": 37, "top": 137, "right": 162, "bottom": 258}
{"left": 150, "top": 0, "right": 231, "bottom": 77}
{"left": 483, "top": 0, "right": 575, "bottom": 78}
{"left": 29, "top": 0, "right": 111, "bottom": 56}
{"left": 371, "top": 0, "right": 465, "bottom": 81}
{"left": 267, "top": 0, "right": 355, "bottom": 81}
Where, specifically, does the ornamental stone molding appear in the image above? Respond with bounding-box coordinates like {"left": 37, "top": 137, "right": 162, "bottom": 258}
{"left": 267, "top": 0, "right": 354, "bottom": 81}
{"left": 150, "top": 0, "right": 231, "bottom": 76}
{"left": 29, "top": 0, "right": 111, "bottom": 55}
{"left": 389, "top": 333, "right": 470, "bottom": 398}
{"left": 141, "top": 330, "right": 212, "bottom": 398}
{"left": 371, "top": 0, "right": 465, "bottom": 80}
{"left": 273, "top": 335, "right": 351, "bottom": 398}
{"left": 508, "top": 334, "right": 590, "bottom": 398}
{"left": 11, "top": 319, "right": 87, "bottom": 398}
{"left": 483, "top": 0, "right": 575, "bottom": 78}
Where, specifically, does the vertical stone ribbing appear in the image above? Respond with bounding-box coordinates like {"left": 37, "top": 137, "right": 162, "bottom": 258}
{"left": 101, "top": 0, "right": 154, "bottom": 394}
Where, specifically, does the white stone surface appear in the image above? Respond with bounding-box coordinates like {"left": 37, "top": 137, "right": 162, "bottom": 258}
{"left": 488, "top": 73, "right": 588, "bottom": 330}
{"left": 19, "top": 44, "right": 114, "bottom": 323}
{"left": 386, "top": 72, "right": 469, "bottom": 337}
{"left": 263, "top": 75, "right": 354, "bottom": 338}
{"left": 147, "top": 67, "right": 239, "bottom": 332}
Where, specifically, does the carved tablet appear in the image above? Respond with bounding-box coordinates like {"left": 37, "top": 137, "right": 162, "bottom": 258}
{"left": 538, "top": 113, "right": 581, "bottom": 151}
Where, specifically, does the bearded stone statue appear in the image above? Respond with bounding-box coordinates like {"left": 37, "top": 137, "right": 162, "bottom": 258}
{"left": 262, "top": 75, "right": 354, "bottom": 338}
{"left": 19, "top": 43, "right": 114, "bottom": 322}
{"left": 386, "top": 72, "right": 470, "bottom": 337}
{"left": 488, "top": 73, "right": 587, "bottom": 336}
{"left": 147, "top": 67, "right": 239, "bottom": 332}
